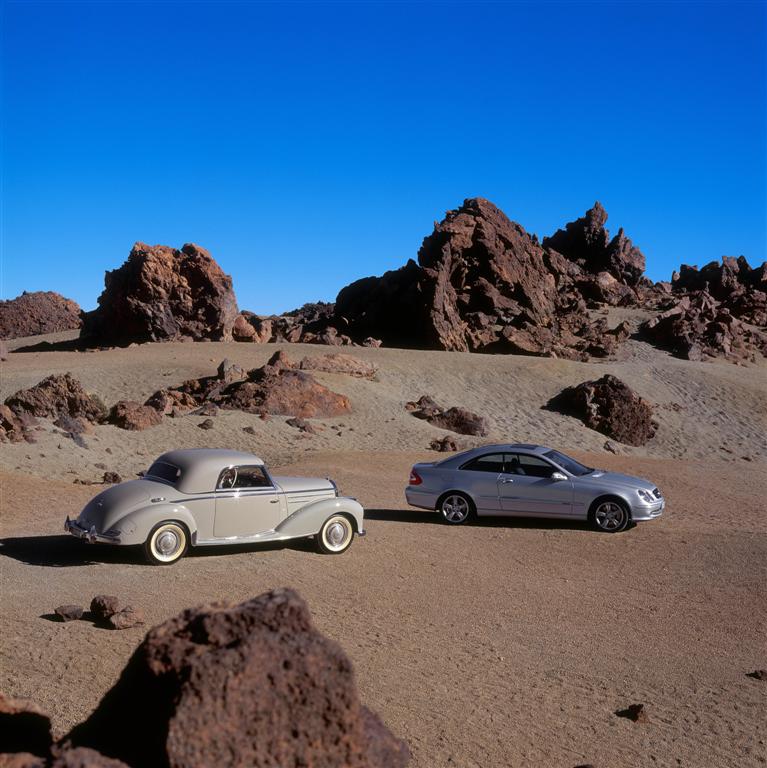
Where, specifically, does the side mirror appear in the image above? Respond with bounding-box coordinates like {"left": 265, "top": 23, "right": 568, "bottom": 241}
{"left": 551, "top": 471, "right": 568, "bottom": 481}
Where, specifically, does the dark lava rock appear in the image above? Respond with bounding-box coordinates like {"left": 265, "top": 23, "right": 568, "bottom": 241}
{"left": 101, "top": 472, "right": 121, "bottom": 484}
{"left": 66, "top": 588, "right": 409, "bottom": 768}
{"left": 5, "top": 374, "right": 106, "bottom": 423}
{"left": 107, "top": 607, "right": 144, "bottom": 631}
{"left": 197, "top": 418, "right": 215, "bottom": 430}
{"left": 81, "top": 243, "right": 238, "bottom": 345}
{"left": 0, "top": 291, "right": 82, "bottom": 340}
{"left": 548, "top": 375, "right": 657, "bottom": 446}
{"left": 90, "top": 596, "right": 120, "bottom": 622}
{"left": 0, "top": 692, "right": 52, "bottom": 757}
{"left": 407, "top": 396, "right": 488, "bottom": 437}
{"left": 106, "top": 401, "right": 162, "bottom": 431}
{"left": 615, "top": 703, "right": 648, "bottom": 723}
{"left": 242, "top": 425, "right": 256, "bottom": 435}
{"left": 429, "top": 436, "right": 459, "bottom": 452}
{"left": 143, "top": 389, "right": 197, "bottom": 417}
{"left": 54, "top": 605, "right": 84, "bottom": 622}
{"left": 642, "top": 290, "right": 766, "bottom": 363}
{"left": 746, "top": 670, "right": 766, "bottom": 681}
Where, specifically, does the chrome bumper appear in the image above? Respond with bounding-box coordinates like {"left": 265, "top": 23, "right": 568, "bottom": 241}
{"left": 64, "top": 516, "right": 121, "bottom": 544}
{"left": 631, "top": 499, "right": 665, "bottom": 522}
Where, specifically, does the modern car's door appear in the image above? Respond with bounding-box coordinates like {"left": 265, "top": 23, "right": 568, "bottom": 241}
{"left": 497, "top": 453, "right": 574, "bottom": 517}
{"left": 214, "top": 465, "right": 283, "bottom": 538}
{"left": 456, "top": 453, "right": 504, "bottom": 513}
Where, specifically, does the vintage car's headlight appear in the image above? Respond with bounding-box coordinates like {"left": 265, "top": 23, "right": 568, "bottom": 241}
{"left": 637, "top": 489, "right": 655, "bottom": 503}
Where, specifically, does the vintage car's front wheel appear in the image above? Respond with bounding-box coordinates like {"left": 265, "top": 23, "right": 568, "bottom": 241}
{"left": 144, "top": 521, "right": 189, "bottom": 565}
{"left": 317, "top": 514, "right": 354, "bottom": 555}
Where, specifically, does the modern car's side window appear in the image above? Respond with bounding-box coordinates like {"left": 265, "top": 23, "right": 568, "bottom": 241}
{"left": 231, "top": 465, "right": 272, "bottom": 489}
{"left": 505, "top": 453, "right": 557, "bottom": 479}
{"left": 461, "top": 454, "right": 505, "bottom": 473}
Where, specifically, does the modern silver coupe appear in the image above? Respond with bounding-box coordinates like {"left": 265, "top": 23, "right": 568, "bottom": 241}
{"left": 406, "top": 444, "right": 664, "bottom": 532}
{"left": 65, "top": 449, "right": 365, "bottom": 564}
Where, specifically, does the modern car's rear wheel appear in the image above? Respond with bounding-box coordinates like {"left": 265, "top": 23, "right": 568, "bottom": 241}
{"left": 439, "top": 493, "right": 474, "bottom": 524}
{"left": 590, "top": 499, "right": 630, "bottom": 533}
{"left": 144, "top": 522, "right": 188, "bottom": 565}
{"left": 317, "top": 515, "right": 354, "bottom": 554}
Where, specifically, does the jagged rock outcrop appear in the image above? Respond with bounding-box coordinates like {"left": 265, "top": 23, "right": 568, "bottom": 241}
{"left": 0, "top": 292, "right": 82, "bottom": 340}
{"left": 547, "top": 375, "right": 657, "bottom": 445}
{"left": 5, "top": 374, "right": 106, "bottom": 423}
{"left": 81, "top": 243, "right": 238, "bottom": 345}
{"left": 641, "top": 290, "right": 767, "bottom": 362}
{"left": 406, "top": 395, "right": 488, "bottom": 436}
{"left": 66, "top": 588, "right": 408, "bottom": 768}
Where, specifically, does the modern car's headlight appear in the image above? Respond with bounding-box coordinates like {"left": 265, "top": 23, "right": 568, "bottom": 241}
{"left": 637, "top": 489, "right": 655, "bottom": 503}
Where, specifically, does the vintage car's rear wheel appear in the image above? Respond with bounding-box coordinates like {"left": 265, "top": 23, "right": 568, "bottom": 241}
{"left": 317, "top": 514, "right": 354, "bottom": 555}
{"left": 590, "top": 498, "right": 630, "bottom": 533}
{"left": 438, "top": 492, "right": 474, "bottom": 524}
{"left": 144, "top": 522, "right": 189, "bottom": 565}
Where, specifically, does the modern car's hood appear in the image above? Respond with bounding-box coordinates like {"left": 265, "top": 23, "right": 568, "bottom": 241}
{"left": 272, "top": 476, "right": 335, "bottom": 494}
{"left": 580, "top": 471, "right": 656, "bottom": 492}
{"left": 78, "top": 479, "right": 172, "bottom": 529}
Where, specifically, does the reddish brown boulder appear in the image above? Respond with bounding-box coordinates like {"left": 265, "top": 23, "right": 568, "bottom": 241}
{"left": 81, "top": 243, "right": 238, "bottom": 345}
{"left": 231, "top": 313, "right": 258, "bottom": 342}
{"left": 5, "top": 374, "right": 106, "bottom": 423}
{"left": 66, "top": 588, "right": 409, "bottom": 768}
{"left": 0, "top": 406, "right": 37, "bottom": 444}
{"left": 106, "top": 401, "right": 162, "bottom": 431}
{"left": 54, "top": 605, "right": 84, "bottom": 622}
{"left": 299, "top": 353, "right": 377, "bottom": 379}
{"left": 107, "top": 607, "right": 144, "bottom": 631}
{"left": 0, "top": 291, "right": 81, "bottom": 340}
{"left": 0, "top": 692, "right": 52, "bottom": 758}
{"left": 143, "top": 389, "right": 197, "bottom": 417}
{"left": 641, "top": 290, "right": 767, "bottom": 363}
{"left": 548, "top": 375, "right": 657, "bottom": 446}
{"left": 89, "top": 596, "right": 120, "bottom": 622}
{"left": 407, "top": 396, "right": 488, "bottom": 437}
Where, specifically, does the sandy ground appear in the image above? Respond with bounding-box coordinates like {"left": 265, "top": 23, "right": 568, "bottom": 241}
{"left": 1, "top": 329, "right": 766, "bottom": 767}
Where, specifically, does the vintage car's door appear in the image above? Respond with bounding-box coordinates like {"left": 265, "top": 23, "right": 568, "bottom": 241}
{"left": 213, "top": 465, "right": 283, "bottom": 538}
{"left": 497, "top": 453, "right": 574, "bottom": 517}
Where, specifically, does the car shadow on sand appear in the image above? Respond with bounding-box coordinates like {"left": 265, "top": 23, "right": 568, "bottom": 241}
{"left": 0, "top": 533, "right": 317, "bottom": 568}
{"left": 365, "top": 508, "right": 612, "bottom": 532}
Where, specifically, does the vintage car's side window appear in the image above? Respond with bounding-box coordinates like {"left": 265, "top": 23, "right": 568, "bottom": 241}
{"left": 460, "top": 453, "right": 505, "bottom": 473}
{"left": 505, "top": 453, "right": 557, "bottom": 479}
{"left": 217, "top": 466, "right": 272, "bottom": 490}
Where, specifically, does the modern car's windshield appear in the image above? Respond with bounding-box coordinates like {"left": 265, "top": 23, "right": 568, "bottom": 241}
{"left": 543, "top": 450, "right": 593, "bottom": 477}
{"left": 146, "top": 461, "right": 181, "bottom": 485}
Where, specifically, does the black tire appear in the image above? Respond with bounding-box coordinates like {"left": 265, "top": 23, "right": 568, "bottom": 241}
{"left": 144, "top": 521, "right": 189, "bottom": 565}
{"left": 316, "top": 514, "right": 354, "bottom": 555}
{"left": 437, "top": 492, "right": 475, "bottom": 525}
{"left": 589, "top": 497, "right": 631, "bottom": 533}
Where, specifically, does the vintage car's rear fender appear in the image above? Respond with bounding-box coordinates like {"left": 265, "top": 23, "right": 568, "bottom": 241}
{"left": 276, "top": 497, "right": 364, "bottom": 538}
{"left": 110, "top": 504, "right": 198, "bottom": 546}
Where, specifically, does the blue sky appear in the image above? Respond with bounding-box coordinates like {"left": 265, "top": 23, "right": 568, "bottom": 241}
{"left": 2, "top": 0, "right": 765, "bottom": 313}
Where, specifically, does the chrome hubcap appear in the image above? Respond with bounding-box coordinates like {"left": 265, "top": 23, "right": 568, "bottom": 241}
{"left": 322, "top": 516, "right": 351, "bottom": 551}
{"left": 595, "top": 502, "right": 626, "bottom": 531}
{"left": 156, "top": 530, "right": 179, "bottom": 555}
{"left": 327, "top": 522, "right": 345, "bottom": 547}
{"left": 442, "top": 495, "right": 469, "bottom": 523}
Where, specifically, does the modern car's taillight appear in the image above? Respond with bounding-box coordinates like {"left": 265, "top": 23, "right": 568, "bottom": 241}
{"left": 409, "top": 468, "right": 422, "bottom": 486}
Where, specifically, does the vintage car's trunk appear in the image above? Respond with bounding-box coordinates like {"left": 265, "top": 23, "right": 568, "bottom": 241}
{"left": 77, "top": 479, "right": 173, "bottom": 532}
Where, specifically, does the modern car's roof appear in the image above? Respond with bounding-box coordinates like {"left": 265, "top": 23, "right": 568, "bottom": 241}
{"left": 153, "top": 449, "right": 264, "bottom": 493}
{"left": 461, "top": 443, "right": 551, "bottom": 456}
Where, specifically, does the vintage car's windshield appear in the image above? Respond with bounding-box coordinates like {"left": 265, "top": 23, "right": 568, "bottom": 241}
{"left": 146, "top": 461, "right": 182, "bottom": 485}
{"left": 543, "top": 450, "right": 593, "bottom": 477}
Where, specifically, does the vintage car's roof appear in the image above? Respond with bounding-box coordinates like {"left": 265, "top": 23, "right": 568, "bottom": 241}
{"left": 153, "top": 449, "right": 264, "bottom": 494}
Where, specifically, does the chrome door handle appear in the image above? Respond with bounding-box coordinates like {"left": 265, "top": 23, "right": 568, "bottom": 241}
{"left": 500, "top": 478, "right": 514, "bottom": 484}
{"left": 269, "top": 499, "right": 279, "bottom": 504}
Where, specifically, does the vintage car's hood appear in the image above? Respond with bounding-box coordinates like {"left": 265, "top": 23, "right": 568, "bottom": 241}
{"left": 272, "top": 476, "right": 335, "bottom": 494}
{"left": 78, "top": 478, "right": 172, "bottom": 531}
{"left": 579, "top": 471, "right": 656, "bottom": 492}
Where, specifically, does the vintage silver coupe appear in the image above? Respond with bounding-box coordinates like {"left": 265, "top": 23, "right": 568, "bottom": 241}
{"left": 65, "top": 449, "right": 365, "bottom": 564}
{"left": 406, "top": 443, "right": 664, "bottom": 532}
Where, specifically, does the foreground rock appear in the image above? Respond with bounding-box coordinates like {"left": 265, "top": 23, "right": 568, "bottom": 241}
{"left": 642, "top": 290, "right": 767, "bottom": 363}
{"left": 66, "top": 588, "right": 409, "bottom": 767}
{"left": 0, "top": 693, "right": 52, "bottom": 757}
{"left": 150, "top": 352, "right": 351, "bottom": 419}
{"left": 548, "top": 375, "right": 657, "bottom": 446}
{"left": 5, "top": 375, "right": 106, "bottom": 423}
{"left": 81, "top": 243, "right": 238, "bottom": 345}
{"left": 0, "top": 292, "right": 82, "bottom": 339}
{"left": 406, "top": 395, "right": 488, "bottom": 436}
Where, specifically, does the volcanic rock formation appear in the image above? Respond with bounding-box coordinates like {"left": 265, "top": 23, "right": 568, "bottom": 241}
{"left": 65, "top": 588, "right": 409, "bottom": 767}
{"left": 547, "top": 374, "right": 657, "bottom": 446}
{"left": 81, "top": 243, "right": 238, "bottom": 345}
{"left": 4, "top": 374, "right": 106, "bottom": 424}
{"left": 406, "top": 395, "right": 489, "bottom": 436}
{"left": 0, "top": 292, "right": 82, "bottom": 340}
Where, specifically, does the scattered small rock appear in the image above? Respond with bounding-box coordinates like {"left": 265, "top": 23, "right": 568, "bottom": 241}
{"left": 603, "top": 440, "right": 619, "bottom": 454}
{"left": 54, "top": 605, "right": 84, "bottom": 622}
{"left": 107, "top": 606, "right": 145, "bottom": 631}
{"left": 746, "top": 669, "right": 766, "bottom": 680}
{"left": 429, "top": 436, "right": 458, "bottom": 452}
{"left": 192, "top": 402, "right": 219, "bottom": 417}
{"left": 90, "top": 595, "right": 120, "bottom": 622}
{"left": 242, "top": 425, "right": 256, "bottom": 435}
{"left": 102, "top": 472, "right": 121, "bottom": 484}
{"left": 198, "top": 418, "right": 215, "bottom": 430}
{"left": 286, "top": 417, "right": 319, "bottom": 434}
{"left": 615, "top": 703, "right": 648, "bottom": 722}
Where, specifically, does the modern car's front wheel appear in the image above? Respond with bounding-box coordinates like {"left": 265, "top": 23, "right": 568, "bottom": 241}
{"left": 590, "top": 499, "right": 630, "bottom": 533}
{"left": 317, "top": 515, "right": 354, "bottom": 554}
{"left": 439, "top": 493, "right": 474, "bottom": 524}
{"left": 144, "top": 521, "right": 189, "bottom": 565}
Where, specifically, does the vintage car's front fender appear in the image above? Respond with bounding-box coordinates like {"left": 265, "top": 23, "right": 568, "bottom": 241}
{"left": 108, "top": 504, "right": 199, "bottom": 546}
{"left": 276, "top": 496, "right": 365, "bottom": 538}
